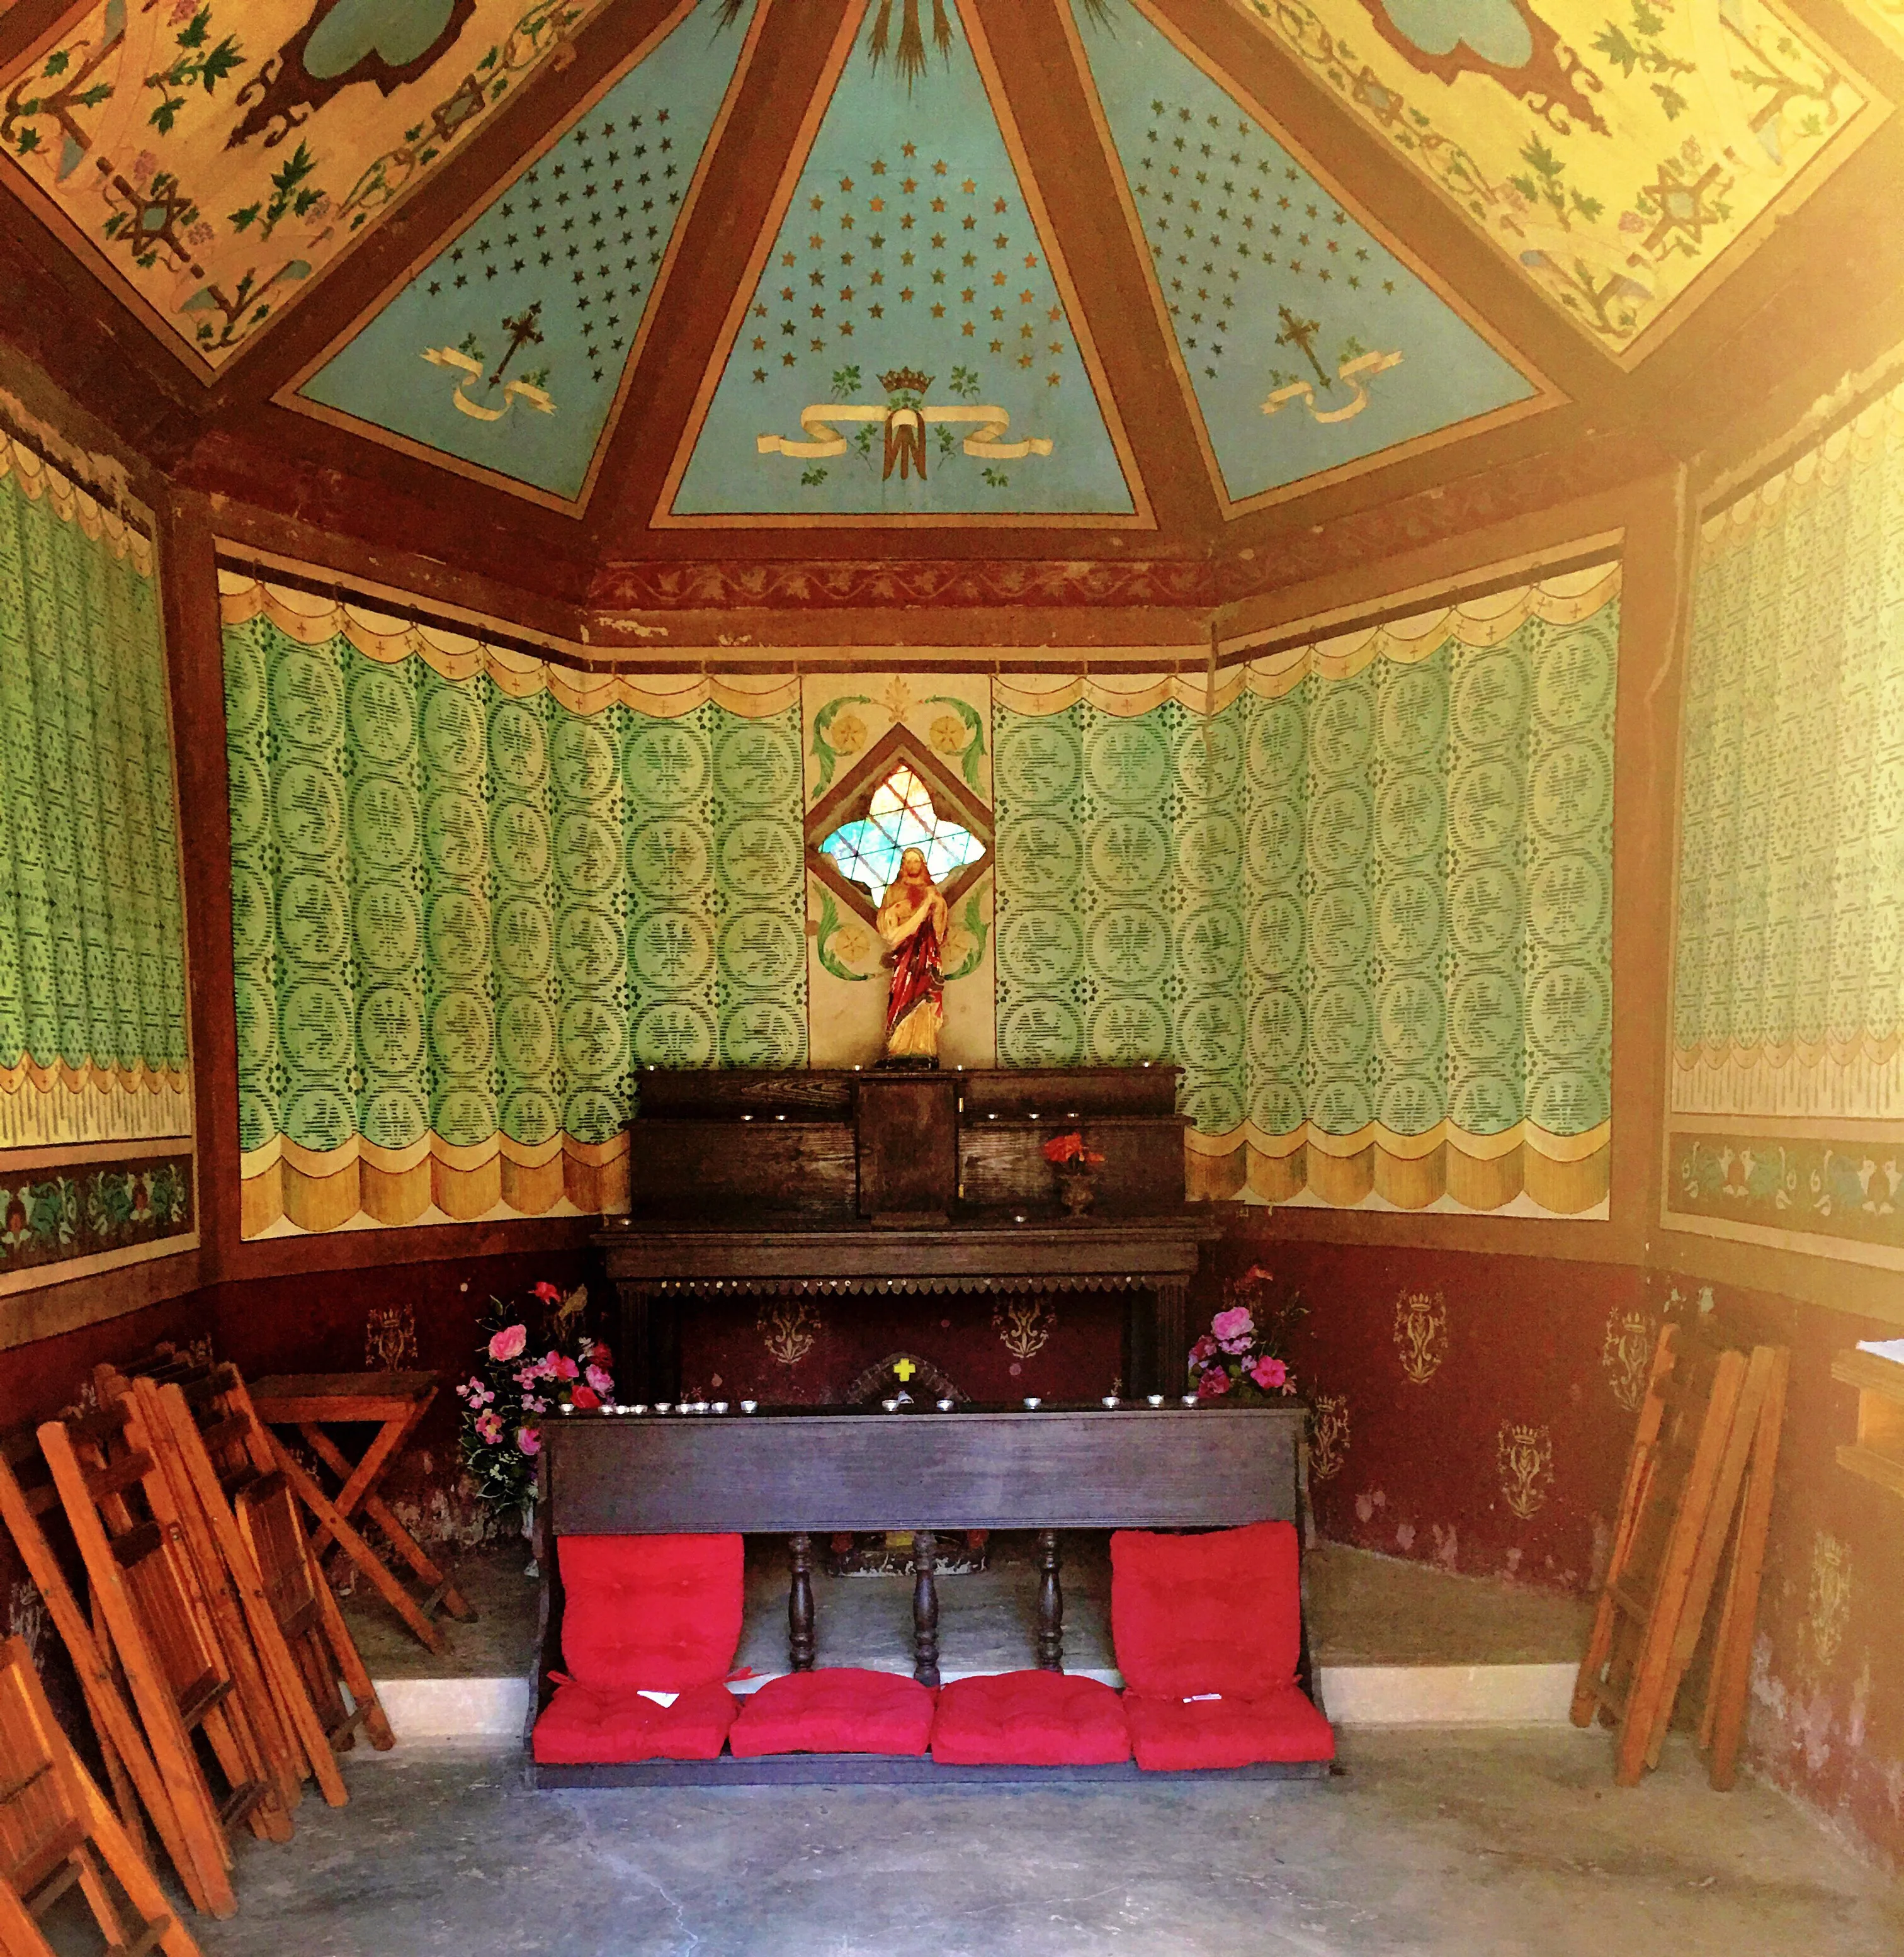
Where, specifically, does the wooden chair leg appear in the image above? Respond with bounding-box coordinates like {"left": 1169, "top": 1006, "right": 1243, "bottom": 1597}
{"left": 266, "top": 1439, "right": 445, "bottom": 1654}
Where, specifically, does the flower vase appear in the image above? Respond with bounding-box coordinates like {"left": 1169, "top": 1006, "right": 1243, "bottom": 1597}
{"left": 1055, "top": 1166, "right": 1096, "bottom": 1217}
{"left": 521, "top": 1492, "right": 540, "bottom": 1580}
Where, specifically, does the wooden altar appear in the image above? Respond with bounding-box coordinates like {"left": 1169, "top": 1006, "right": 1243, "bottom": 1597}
{"left": 596, "top": 1065, "right": 1217, "bottom": 1401}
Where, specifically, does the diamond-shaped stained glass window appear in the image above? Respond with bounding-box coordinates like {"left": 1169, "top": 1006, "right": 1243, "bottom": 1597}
{"left": 822, "top": 765, "right": 985, "bottom": 901}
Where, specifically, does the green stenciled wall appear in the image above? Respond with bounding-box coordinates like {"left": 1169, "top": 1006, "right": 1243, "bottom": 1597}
{"left": 991, "top": 563, "right": 1620, "bottom": 1214}
{"left": 1667, "top": 383, "right": 1904, "bottom": 1267}
{"left": 0, "top": 432, "right": 193, "bottom": 1293}
{"left": 221, "top": 574, "right": 806, "bottom": 1235}
{"left": 221, "top": 560, "right": 1618, "bottom": 1231}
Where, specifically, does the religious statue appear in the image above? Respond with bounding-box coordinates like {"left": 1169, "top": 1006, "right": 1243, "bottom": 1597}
{"left": 877, "top": 846, "right": 948, "bottom": 1065}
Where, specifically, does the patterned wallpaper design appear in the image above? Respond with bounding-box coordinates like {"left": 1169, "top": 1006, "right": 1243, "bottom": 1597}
{"left": 220, "top": 572, "right": 805, "bottom": 1237}
{"left": 1666, "top": 382, "right": 1904, "bottom": 1268}
{"left": 995, "top": 563, "right": 1620, "bottom": 1215}
{"left": 1069, "top": 0, "right": 1541, "bottom": 509}
{"left": 0, "top": 430, "right": 194, "bottom": 1295}
{"left": 297, "top": 0, "right": 761, "bottom": 506}
{"left": 1225, "top": 0, "right": 1881, "bottom": 362}
{"left": 0, "top": 436, "right": 190, "bottom": 1150}
{"left": 220, "top": 556, "right": 1617, "bottom": 1229}
{"left": 0, "top": 0, "right": 610, "bottom": 371}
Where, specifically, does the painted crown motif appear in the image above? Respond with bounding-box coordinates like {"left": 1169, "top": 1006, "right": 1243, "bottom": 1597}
{"left": 880, "top": 368, "right": 933, "bottom": 397}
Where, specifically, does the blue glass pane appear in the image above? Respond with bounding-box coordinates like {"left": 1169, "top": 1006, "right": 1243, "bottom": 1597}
{"left": 822, "top": 765, "right": 987, "bottom": 901}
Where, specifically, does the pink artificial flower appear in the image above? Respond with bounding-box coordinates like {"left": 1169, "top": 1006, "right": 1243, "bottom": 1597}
{"left": 1189, "top": 1334, "right": 1218, "bottom": 1363}
{"left": 585, "top": 1364, "right": 613, "bottom": 1393}
{"left": 571, "top": 1385, "right": 601, "bottom": 1410}
{"left": 474, "top": 1410, "right": 503, "bottom": 1444}
{"left": 590, "top": 1342, "right": 613, "bottom": 1366}
{"left": 489, "top": 1324, "right": 528, "bottom": 1363}
{"left": 532, "top": 1281, "right": 563, "bottom": 1305}
{"left": 1250, "top": 1356, "right": 1289, "bottom": 1392}
{"left": 515, "top": 1368, "right": 538, "bottom": 1388}
{"left": 1196, "top": 1368, "right": 1231, "bottom": 1399}
{"left": 517, "top": 1426, "right": 541, "bottom": 1456}
{"left": 552, "top": 1354, "right": 580, "bottom": 1382}
{"left": 1219, "top": 1336, "right": 1252, "bottom": 1356}
{"left": 1211, "top": 1305, "right": 1254, "bottom": 1346}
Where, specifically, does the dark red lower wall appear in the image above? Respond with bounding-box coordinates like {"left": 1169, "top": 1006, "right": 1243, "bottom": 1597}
{"left": 0, "top": 1222, "right": 1896, "bottom": 1867}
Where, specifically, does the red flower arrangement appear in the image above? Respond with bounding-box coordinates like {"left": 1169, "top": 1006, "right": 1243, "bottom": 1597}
{"left": 1187, "top": 1264, "right": 1305, "bottom": 1402}
{"left": 1041, "top": 1131, "right": 1104, "bottom": 1168}
{"left": 456, "top": 1281, "right": 613, "bottom": 1522}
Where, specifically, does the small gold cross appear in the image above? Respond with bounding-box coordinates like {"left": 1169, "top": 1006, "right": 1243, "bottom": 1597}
{"left": 893, "top": 1358, "right": 917, "bottom": 1383}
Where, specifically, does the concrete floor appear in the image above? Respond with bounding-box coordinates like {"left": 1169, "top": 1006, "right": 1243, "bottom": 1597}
{"left": 88, "top": 1730, "right": 1900, "bottom": 1957}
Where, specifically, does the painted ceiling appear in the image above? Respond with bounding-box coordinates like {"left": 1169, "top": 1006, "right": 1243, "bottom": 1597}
{"left": 295, "top": 0, "right": 761, "bottom": 505}
{"left": 1071, "top": 0, "right": 1544, "bottom": 509}
{"left": 0, "top": 0, "right": 1896, "bottom": 545}
{"left": 1, "top": 0, "right": 611, "bottom": 370}
{"left": 664, "top": 0, "right": 1141, "bottom": 522}
{"left": 1223, "top": 0, "right": 1883, "bottom": 362}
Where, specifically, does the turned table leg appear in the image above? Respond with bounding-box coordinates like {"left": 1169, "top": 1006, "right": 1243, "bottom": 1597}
{"left": 1036, "top": 1528, "right": 1064, "bottom": 1671}
{"left": 912, "top": 1529, "right": 940, "bottom": 1688}
{"left": 788, "top": 1532, "right": 815, "bottom": 1671}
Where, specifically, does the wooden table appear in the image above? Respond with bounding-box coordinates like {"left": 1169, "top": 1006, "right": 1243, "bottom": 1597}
{"left": 533, "top": 1401, "right": 1320, "bottom": 1786}
{"left": 248, "top": 1372, "right": 475, "bottom": 1654}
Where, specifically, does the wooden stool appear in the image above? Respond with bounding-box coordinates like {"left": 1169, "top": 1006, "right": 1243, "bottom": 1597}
{"left": 247, "top": 1374, "right": 475, "bottom": 1654}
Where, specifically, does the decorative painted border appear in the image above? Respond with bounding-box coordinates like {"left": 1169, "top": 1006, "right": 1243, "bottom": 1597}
{"left": 0, "top": 1148, "right": 195, "bottom": 1300}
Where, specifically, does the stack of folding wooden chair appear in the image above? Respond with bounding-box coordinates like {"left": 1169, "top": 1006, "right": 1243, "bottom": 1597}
{"left": 98, "top": 1358, "right": 394, "bottom": 1800}
{"left": 0, "top": 1632, "right": 201, "bottom": 1957}
{"left": 0, "top": 1345, "right": 395, "bottom": 1923}
{"left": 1572, "top": 1322, "right": 1789, "bottom": 1788}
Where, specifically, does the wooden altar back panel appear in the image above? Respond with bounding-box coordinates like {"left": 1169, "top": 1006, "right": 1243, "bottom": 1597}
{"left": 545, "top": 1407, "right": 1301, "bottom": 1536}
{"left": 957, "top": 1068, "right": 1182, "bottom": 1120}
{"left": 958, "top": 1115, "right": 1190, "bottom": 1213}
{"left": 625, "top": 1123, "right": 857, "bottom": 1220}
{"left": 635, "top": 1072, "right": 857, "bottom": 1120}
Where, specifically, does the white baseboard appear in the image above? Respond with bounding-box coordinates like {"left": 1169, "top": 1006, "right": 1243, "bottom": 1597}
{"left": 371, "top": 1661, "right": 1582, "bottom": 1747}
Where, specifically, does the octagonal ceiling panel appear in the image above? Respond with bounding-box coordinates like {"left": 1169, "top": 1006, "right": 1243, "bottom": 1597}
{"left": 1223, "top": 0, "right": 1888, "bottom": 364}
{"left": 659, "top": 0, "right": 1148, "bottom": 526}
{"left": 0, "top": 0, "right": 615, "bottom": 374}
{"left": 1069, "top": 0, "right": 1550, "bottom": 513}
{"left": 287, "top": 0, "right": 765, "bottom": 508}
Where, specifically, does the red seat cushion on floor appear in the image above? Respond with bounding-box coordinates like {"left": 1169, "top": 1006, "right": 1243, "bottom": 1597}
{"left": 931, "top": 1671, "right": 1131, "bottom": 1767}
{"left": 1110, "top": 1521, "right": 1302, "bottom": 1700}
{"left": 531, "top": 1681, "right": 739, "bottom": 1764}
{"left": 728, "top": 1669, "right": 936, "bottom": 1757}
{"left": 557, "top": 1534, "right": 744, "bottom": 1690}
{"left": 1123, "top": 1688, "right": 1335, "bottom": 1771}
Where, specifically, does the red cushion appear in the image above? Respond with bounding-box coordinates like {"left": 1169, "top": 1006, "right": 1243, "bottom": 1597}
{"left": 531, "top": 1681, "right": 739, "bottom": 1763}
{"left": 1123, "top": 1688, "right": 1334, "bottom": 1771}
{"left": 558, "top": 1534, "right": 744, "bottom": 1689}
{"left": 1110, "top": 1522, "right": 1301, "bottom": 1699}
{"left": 729, "top": 1669, "right": 936, "bottom": 1757}
{"left": 931, "top": 1671, "right": 1131, "bottom": 1767}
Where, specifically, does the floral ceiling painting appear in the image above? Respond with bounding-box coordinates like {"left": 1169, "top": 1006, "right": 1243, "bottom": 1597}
{"left": 1225, "top": 0, "right": 1887, "bottom": 361}
{"left": 0, "top": 0, "right": 611, "bottom": 371}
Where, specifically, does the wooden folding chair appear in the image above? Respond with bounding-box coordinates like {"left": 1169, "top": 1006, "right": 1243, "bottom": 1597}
{"left": 1570, "top": 1324, "right": 1750, "bottom": 1784}
{"left": 88, "top": 1370, "right": 303, "bottom": 1825}
{"left": 40, "top": 1405, "right": 281, "bottom": 1915}
{"left": 0, "top": 1442, "right": 211, "bottom": 1918}
{"left": 142, "top": 1366, "right": 392, "bottom": 1795}
{"left": 1694, "top": 1346, "right": 1790, "bottom": 1790}
{"left": 0, "top": 1635, "right": 201, "bottom": 1957}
